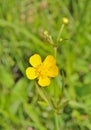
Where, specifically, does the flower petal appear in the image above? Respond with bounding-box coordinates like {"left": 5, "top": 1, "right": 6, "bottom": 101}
{"left": 26, "top": 67, "right": 37, "bottom": 79}
{"left": 29, "top": 54, "right": 42, "bottom": 67}
{"left": 47, "top": 65, "right": 59, "bottom": 77}
{"left": 43, "top": 55, "right": 56, "bottom": 67}
{"left": 38, "top": 77, "right": 50, "bottom": 87}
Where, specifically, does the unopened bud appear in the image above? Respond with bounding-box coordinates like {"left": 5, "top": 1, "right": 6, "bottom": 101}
{"left": 59, "top": 38, "right": 63, "bottom": 42}
{"left": 44, "top": 30, "right": 48, "bottom": 36}
{"left": 62, "top": 17, "right": 69, "bottom": 25}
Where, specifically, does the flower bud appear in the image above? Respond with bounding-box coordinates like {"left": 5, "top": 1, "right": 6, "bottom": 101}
{"left": 44, "top": 30, "right": 48, "bottom": 36}
{"left": 59, "top": 38, "right": 63, "bottom": 42}
{"left": 62, "top": 17, "right": 69, "bottom": 25}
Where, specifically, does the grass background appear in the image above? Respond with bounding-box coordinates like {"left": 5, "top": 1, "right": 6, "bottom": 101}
{"left": 0, "top": 0, "right": 91, "bottom": 130}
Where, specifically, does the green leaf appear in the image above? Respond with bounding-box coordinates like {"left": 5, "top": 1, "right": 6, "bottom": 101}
{"left": 38, "top": 101, "right": 49, "bottom": 107}
{"left": 10, "top": 78, "right": 28, "bottom": 114}
{"left": 24, "top": 103, "right": 46, "bottom": 130}
{"left": 0, "top": 65, "right": 14, "bottom": 88}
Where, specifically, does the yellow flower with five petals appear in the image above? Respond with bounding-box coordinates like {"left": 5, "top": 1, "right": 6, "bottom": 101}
{"left": 26, "top": 54, "right": 58, "bottom": 87}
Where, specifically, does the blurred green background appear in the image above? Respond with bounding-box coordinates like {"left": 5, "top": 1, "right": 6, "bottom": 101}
{"left": 0, "top": 0, "right": 91, "bottom": 130}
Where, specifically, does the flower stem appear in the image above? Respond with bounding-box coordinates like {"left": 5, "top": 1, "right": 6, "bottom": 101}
{"left": 61, "top": 70, "right": 65, "bottom": 99}
{"left": 53, "top": 46, "right": 58, "bottom": 106}
{"left": 54, "top": 78, "right": 57, "bottom": 104}
{"left": 57, "top": 24, "right": 64, "bottom": 42}
{"left": 35, "top": 82, "right": 50, "bottom": 106}
{"left": 54, "top": 112, "right": 59, "bottom": 130}
{"left": 54, "top": 46, "right": 57, "bottom": 58}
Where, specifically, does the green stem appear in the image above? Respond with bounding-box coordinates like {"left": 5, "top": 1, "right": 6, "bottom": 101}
{"left": 53, "top": 46, "right": 58, "bottom": 106}
{"left": 54, "top": 46, "right": 57, "bottom": 58}
{"left": 54, "top": 112, "right": 59, "bottom": 130}
{"left": 54, "top": 78, "right": 57, "bottom": 104}
{"left": 61, "top": 70, "right": 65, "bottom": 99}
{"left": 57, "top": 24, "right": 64, "bottom": 42}
{"left": 53, "top": 40, "right": 59, "bottom": 129}
{"left": 35, "top": 82, "right": 50, "bottom": 106}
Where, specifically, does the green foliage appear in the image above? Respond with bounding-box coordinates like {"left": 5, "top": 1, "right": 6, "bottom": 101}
{"left": 0, "top": 0, "right": 91, "bottom": 130}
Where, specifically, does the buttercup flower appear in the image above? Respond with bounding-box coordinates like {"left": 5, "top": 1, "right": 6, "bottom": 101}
{"left": 26, "top": 54, "right": 58, "bottom": 87}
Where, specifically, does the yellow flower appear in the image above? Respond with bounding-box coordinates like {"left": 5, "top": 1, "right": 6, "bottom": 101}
{"left": 26, "top": 54, "right": 58, "bottom": 87}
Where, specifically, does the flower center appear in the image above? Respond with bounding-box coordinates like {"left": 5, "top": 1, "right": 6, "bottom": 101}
{"left": 35, "top": 64, "right": 48, "bottom": 78}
